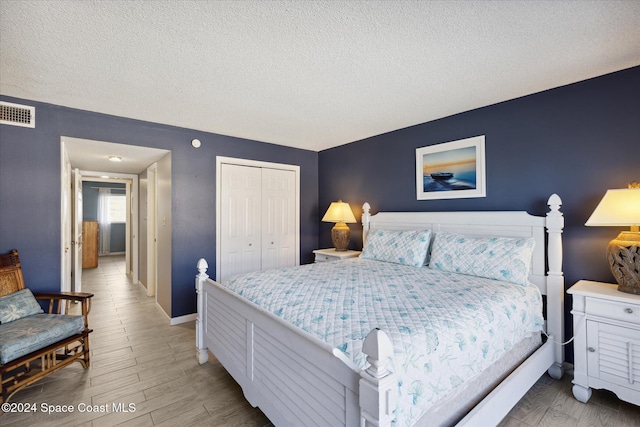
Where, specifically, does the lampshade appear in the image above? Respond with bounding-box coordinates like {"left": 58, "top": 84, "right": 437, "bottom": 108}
{"left": 322, "top": 200, "right": 356, "bottom": 224}
{"left": 585, "top": 187, "right": 640, "bottom": 295}
{"left": 585, "top": 188, "right": 640, "bottom": 226}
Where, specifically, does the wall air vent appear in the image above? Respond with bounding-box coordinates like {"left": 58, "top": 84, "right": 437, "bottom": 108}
{"left": 0, "top": 101, "right": 35, "bottom": 128}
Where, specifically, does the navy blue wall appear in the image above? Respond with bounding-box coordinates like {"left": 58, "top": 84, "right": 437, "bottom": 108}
{"left": 0, "top": 98, "right": 319, "bottom": 317}
{"left": 318, "top": 66, "right": 640, "bottom": 358}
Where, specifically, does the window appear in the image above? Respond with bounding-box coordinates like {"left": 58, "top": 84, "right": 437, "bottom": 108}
{"left": 109, "top": 193, "right": 127, "bottom": 223}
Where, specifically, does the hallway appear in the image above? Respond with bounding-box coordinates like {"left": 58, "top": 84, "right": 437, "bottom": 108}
{"left": 1, "top": 256, "right": 269, "bottom": 426}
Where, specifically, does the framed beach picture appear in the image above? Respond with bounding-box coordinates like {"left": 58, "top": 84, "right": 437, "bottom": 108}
{"left": 415, "top": 135, "right": 486, "bottom": 200}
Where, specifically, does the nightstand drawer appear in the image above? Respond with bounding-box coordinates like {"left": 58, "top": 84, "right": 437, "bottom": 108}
{"left": 586, "top": 298, "right": 640, "bottom": 326}
{"left": 313, "top": 249, "right": 361, "bottom": 263}
{"left": 315, "top": 253, "right": 333, "bottom": 262}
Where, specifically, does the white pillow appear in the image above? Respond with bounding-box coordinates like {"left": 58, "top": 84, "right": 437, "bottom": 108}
{"left": 361, "top": 229, "right": 432, "bottom": 267}
{"left": 428, "top": 231, "right": 535, "bottom": 285}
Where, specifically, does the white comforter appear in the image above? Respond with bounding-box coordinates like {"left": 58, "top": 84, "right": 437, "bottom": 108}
{"left": 223, "top": 258, "right": 543, "bottom": 426}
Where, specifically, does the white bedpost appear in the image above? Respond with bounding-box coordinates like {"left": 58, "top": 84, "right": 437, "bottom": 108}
{"left": 362, "top": 202, "right": 371, "bottom": 248}
{"left": 359, "top": 328, "right": 396, "bottom": 427}
{"left": 196, "top": 258, "right": 209, "bottom": 364}
{"left": 546, "top": 194, "right": 565, "bottom": 379}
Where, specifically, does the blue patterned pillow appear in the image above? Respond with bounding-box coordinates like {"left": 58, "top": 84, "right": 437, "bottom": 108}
{"left": 428, "top": 231, "right": 535, "bottom": 285}
{"left": 361, "top": 229, "right": 432, "bottom": 267}
{"left": 0, "top": 289, "right": 43, "bottom": 324}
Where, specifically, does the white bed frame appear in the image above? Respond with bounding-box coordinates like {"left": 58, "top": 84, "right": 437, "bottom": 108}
{"left": 195, "top": 194, "right": 565, "bottom": 426}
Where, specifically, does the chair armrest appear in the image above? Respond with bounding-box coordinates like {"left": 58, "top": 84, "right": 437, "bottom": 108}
{"left": 33, "top": 292, "right": 94, "bottom": 302}
{"left": 32, "top": 292, "right": 94, "bottom": 319}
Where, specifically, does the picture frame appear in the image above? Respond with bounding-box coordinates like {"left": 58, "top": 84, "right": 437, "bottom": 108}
{"left": 415, "top": 135, "right": 486, "bottom": 200}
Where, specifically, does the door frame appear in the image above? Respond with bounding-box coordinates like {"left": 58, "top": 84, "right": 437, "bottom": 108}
{"left": 146, "top": 163, "right": 158, "bottom": 298}
{"left": 60, "top": 142, "right": 72, "bottom": 293}
{"left": 216, "top": 156, "right": 300, "bottom": 282}
{"left": 72, "top": 168, "right": 83, "bottom": 293}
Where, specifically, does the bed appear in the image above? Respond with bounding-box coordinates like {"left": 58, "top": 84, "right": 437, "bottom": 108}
{"left": 195, "top": 194, "right": 565, "bottom": 426}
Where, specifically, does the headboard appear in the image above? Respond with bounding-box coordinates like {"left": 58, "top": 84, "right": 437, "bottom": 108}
{"left": 361, "top": 194, "right": 564, "bottom": 297}
{"left": 360, "top": 194, "right": 565, "bottom": 365}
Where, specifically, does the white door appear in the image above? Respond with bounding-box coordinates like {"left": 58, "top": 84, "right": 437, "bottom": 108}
{"left": 61, "top": 146, "right": 72, "bottom": 293}
{"left": 72, "top": 168, "right": 83, "bottom": 293}
{"left": 262, "top": 168, "right": 296, "bottom": 270}
{"left": 220, "top": 164, "right": 262, "bottom": 282}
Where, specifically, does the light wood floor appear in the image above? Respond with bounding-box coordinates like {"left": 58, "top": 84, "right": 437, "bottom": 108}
{"left": 2, "top": 256, "right": 639, "bottom": 426}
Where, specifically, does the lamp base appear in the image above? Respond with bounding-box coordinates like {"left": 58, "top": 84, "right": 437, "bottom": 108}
{"left": 331, "top": 222, "right": 351, "bottom": 251}
{"left": 607, "top": 231, "right": 640, "bottom": 295}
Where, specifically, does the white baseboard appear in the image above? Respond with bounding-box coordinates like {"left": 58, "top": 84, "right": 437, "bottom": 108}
{"left": 153, "top": 301, "right": 195, "bottom": 325}
{"left": 170, "top": 313, "right": 197, "bottom": 325}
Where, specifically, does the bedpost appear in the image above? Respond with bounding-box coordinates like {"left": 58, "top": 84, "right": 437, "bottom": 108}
{"left": 546, "top": 194, "right": 564, "bottom": 379}
{"left": 195, "top": 258, "right": 209, "bottom": 364}
{"left": 362, "top": 202, "right": 371, "bottom": 248}
{"left": 359, "top": 328, "right": 396, "bottom": 427}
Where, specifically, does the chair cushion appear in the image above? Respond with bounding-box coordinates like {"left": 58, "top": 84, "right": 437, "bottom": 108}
{"left": 0, "top": 288, "right": 43, "bottom": 324}
{"left": 0, "top": 314, "right": 85, "bottom": 364}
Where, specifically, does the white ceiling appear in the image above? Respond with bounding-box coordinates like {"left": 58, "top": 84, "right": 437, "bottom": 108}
{"left": 2, "top": 1, "right": 639, "bottom": 152}
{"left": 63, "top": 137, "right": 169, "bottom": 175}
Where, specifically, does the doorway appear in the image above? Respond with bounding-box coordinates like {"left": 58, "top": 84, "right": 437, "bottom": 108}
{"left": 60, "top": 137, "right": 170, "bottom": 315}
{"left": 82, "top": 177, "right": 133, "bottom": 269}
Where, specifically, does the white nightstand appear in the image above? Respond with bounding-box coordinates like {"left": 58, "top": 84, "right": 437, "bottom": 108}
{"left": 313, "top": 248, "right": 361, "bottom": 263}
{"left": 568, "top": 280, "right": 640, "bottom": 406}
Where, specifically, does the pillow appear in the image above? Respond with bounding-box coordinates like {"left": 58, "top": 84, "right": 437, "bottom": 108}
{"left": 361, "top": 229, "right": 432, "bottom": 267}
{"left": 0, "top": 288, "right": 44, "bottom": 324}
{"left": 428, "top": 231, "right": 535, "bottom": 285}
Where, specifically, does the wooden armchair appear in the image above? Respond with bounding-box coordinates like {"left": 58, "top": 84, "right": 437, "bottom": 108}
{"left": 0, "top": 250, "right": 93, "bottom": 403}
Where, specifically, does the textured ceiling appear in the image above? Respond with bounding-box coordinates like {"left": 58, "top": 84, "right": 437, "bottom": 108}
{"left": 1, "top": 1, "right": 639, "bottom": 152}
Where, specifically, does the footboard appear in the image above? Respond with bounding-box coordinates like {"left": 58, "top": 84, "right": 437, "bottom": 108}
{"left": 195, "top": 259, "right": 395, "bottom": 427}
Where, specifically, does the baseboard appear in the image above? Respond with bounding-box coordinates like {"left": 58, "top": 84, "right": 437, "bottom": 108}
{"left": 154, "top": 302, "right": 196, "bottom": 325}
{"left": 170, "top": 313, "right": 197, "bottom": 325}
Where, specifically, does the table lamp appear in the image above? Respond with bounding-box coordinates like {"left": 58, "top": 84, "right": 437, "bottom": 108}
{"left": 322, "top": 200, "right": 356, "bottom": 251}
{"left": 585, "top": 183, "right": 640, "bottom": 294}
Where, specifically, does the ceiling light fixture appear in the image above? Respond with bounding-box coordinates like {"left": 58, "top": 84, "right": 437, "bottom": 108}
{"left": 108, "top": 155, "right": 122, "bottom": 162}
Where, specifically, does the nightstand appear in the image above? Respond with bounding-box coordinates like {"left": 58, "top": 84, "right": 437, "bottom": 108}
{"left": 313, "top": 248, "right": 361, "bottom": 263}
{"left": 568, "top": 280, "right": 640, "bottom": 406}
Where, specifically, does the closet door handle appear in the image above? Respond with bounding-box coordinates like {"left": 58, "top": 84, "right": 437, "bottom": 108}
{"left": 625, "top": 308, "right": 633, "bottom": 314}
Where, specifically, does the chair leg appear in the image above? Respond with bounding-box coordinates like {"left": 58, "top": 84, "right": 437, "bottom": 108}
{"left": 1, "top": 334, "right": 92, "bottom": 403}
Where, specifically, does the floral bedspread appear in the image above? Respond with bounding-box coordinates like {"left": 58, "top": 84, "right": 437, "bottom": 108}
{"left": 223, "top": 258, "right": 543, "bottom": 426}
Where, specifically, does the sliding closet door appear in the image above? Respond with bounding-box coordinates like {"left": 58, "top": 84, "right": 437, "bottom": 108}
{"left": 220, "top": 164, "right": 262, "bottom": 281}
{"left": 262, "top": 168, "right": 296, "bottom": 271}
